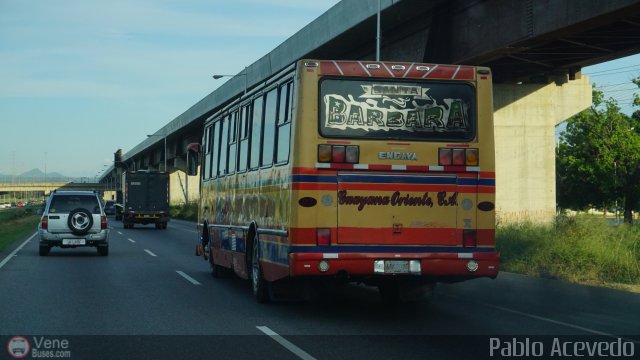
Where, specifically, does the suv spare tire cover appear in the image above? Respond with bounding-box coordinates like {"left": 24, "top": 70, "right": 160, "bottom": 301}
{"left": 68, "top": 208, "right": 94, "bottom": 235}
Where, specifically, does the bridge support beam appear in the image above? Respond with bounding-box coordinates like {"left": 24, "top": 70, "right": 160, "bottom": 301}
{"left": 493, "top": 76, "right": 592, "bottom": 223}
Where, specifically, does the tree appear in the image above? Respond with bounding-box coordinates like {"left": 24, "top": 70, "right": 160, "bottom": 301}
{"left": 556, "top": 82, "right": 640, "bottom": 223}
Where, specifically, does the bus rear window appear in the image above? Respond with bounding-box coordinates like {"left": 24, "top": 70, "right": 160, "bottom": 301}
{"left": 319, "top": 78, "right": 476, "bottom": 141}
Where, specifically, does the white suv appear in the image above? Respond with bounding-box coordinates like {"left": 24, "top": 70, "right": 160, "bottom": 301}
{"left": 38, "top": 190, "right": 109, "bottom": 256}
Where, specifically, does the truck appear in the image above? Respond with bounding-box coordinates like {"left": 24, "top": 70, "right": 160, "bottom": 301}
{"left": 121, "top": 171, "right": 169, "bottom": 229}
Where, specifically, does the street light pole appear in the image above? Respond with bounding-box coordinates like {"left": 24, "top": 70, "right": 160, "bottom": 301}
{"left": 212, "top": 68, "right": 247, "bottom": 94}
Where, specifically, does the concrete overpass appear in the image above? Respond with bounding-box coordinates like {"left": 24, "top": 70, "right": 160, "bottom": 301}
{"left": 0, "top": 182, "right": 113, "bottom": 202}
{"left": 100, "top": 0, "right": 640, "bottom": 222}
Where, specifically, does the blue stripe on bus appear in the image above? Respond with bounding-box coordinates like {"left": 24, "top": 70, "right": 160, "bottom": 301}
{"left": 478, "top": 179, "right": 496, "bottom": 186}
{"left": 457, "top": 178, "right": 477, "bottom": 186}
{"left": 337, "top": 174, "right": 457, "bottom": 185}
{"left": 290, "top": 174, "right": 495, "bottom": 187}
{"left": 290, "top": 175, "right": 338, "bottom": 183}
{"left": 289, "top": 245, "right": 496, "bottom": 254}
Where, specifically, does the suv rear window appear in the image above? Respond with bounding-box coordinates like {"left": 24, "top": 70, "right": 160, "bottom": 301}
{"left": 49, "top": 195, "right": 101, "bottom": 214}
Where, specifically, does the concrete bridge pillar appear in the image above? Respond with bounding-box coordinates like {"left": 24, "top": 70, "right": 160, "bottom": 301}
{"left": 493, "top": 76, "right": 592, "bottom": 223}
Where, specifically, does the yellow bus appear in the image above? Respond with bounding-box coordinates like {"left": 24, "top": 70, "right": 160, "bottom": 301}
{"left": 188, "top": 59, "right": 499, "bottom": 302}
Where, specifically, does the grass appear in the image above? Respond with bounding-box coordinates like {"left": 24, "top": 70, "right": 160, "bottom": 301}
{"left": 0, "top": 207, "right": 40, "bottom": 252}
{"left": 497, "top": 215, "right": 640, "bottom": 290}
{"left": 169, "top": 202, "right": 198, "bottom": 222}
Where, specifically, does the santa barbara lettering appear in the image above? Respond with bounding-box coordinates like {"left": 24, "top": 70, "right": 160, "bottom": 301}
{"left": 337, "top": 190, "right": 458, "bottom": 211}
{"left": 324, "top": 94, "right": 469, "bottom": 133}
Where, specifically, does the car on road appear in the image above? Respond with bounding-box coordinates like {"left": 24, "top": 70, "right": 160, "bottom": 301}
{"left": 38, "top": 190, "right": 109, "bottom": 256}
{"left": 104, "top": 200, "right": 116, "bottom": 215}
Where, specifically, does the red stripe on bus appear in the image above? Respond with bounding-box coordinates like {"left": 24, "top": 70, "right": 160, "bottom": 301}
{"left": 337, "top": 227, "right": 458, "bottom": 245}
{"left": 477, "top": 186, "right": 496, "bottom": 194}
{"left": 320, "top": 61, "right": 341, "bottom": 75}
{"left": 289, "top": 227, "right": 320, "bottom": 245}
{"left": 333, "top": 61, "right": 370, "bottom": 77}
{"left": 453, "top": 66, "right": 475, "bottom": 80}
{"left": 292, "top": 183, "right": 337, "bottom": 191}
{"left": 337, "top": 183, "right": 461, "bottom": 192}
{"left": 423, "top": 65, "right": 456, "bottom": 79}
{"left": 405, "top": 64, "right": 437, "bottom": 78}
{"left": 292, "top": 167, "right": 322, "bottom": 175}
{"left": 405, "top": 165, "right": 430, "bottom": 172}
{"left": 477, "top": 229, "right": 496, "bottom": 246}
{"left": 289, "top": 228, "right": 495, "bottom": 247}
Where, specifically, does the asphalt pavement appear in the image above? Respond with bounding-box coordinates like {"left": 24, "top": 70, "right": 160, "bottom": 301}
{"left": 0, "top": 218, "right": 638, "bottom": 360}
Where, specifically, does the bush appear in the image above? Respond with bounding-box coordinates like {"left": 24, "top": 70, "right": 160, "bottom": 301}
{"left": 169, "top": 203, "right": 198, "bottom": 222}
{"left": 497, "top": 215, "right": 640, "bottom": 286}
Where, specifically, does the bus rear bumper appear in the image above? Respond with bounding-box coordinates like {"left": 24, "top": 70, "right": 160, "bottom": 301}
{"left": 289, "top": 251, "right": 499, "bottom": 279}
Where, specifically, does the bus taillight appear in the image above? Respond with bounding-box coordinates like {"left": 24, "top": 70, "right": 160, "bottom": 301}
{"left": 332, "top": 146, "right": 346, "bottom": 162}
{"left": 346, "top": 145, "right": 359, "bottom": 163}
{"left": 466, "top": 149, "right": 479, "bottom": 166}
{"left": 317, "top": 228, "right": 331, "bottom": 246}
{"left": 439, "top": 148, "right": 479, "bottom": 166}
{"left": 318, "top": 144, "right": 359, "bottom": 164}
{"left": 463, "top": 230, "right": 477, "bottom": 247}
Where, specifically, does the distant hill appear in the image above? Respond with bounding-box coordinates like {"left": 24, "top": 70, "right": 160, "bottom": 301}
{"left": 0, "top": 168, "right": 77, "bottom": 182}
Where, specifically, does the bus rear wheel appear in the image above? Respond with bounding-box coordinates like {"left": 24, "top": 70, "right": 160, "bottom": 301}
{"left": 251, "top": 234, "right": 270, "bottom": 303}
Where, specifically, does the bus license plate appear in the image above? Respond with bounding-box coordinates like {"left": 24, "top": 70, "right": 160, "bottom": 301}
{"left": 384, "top": 260, "right": 409, "bottom": 274}
{"left": 63, "top": 239, "right": 85, "bottom": 245}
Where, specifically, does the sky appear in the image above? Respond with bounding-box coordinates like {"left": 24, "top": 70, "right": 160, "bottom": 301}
{"left": 0, "top": 0, "right": 341, "bottom": 179}
{"left": 0, "top": 0, "right": 638, "bottom": 179}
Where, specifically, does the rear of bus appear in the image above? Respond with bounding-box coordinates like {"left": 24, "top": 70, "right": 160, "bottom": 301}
{"left": 288, "top": 60, "right": 499, "bottom": 294}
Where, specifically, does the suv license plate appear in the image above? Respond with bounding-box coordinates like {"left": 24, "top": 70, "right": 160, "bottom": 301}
{"left": 384, "top": 260, "right": 409, "bottom": 274}
{"left": 63, "top": 239, "right": 85, "bottom": 245}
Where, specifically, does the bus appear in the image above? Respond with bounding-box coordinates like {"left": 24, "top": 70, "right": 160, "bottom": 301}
{"left": 188, "top": 59, "right": 499, "bottom": 302}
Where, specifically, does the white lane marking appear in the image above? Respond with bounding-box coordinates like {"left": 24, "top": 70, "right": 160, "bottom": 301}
{"left": 256, "top": 326, "right": 317, "bottom": 360}
{"left": 484, "top": 303, "right": 640, "bottom": 344}
{"left": 117, "top": 231, "right": 123, "bottom": 235}
{"left": 128, "top": 238, "right": 135, "bottom": 243}
{"left": 144, "top": 249, "right": 157, "bottom": 257}
{"left": 0, "top": 233, "right": 36, "bottom": 270}
{"left": 176, "top": 270, "right": 201, "bottom": 285}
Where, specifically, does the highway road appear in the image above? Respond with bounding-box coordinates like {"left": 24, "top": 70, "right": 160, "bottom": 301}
{"left": 0, "top": 218, "right": 638, "bottom": 359}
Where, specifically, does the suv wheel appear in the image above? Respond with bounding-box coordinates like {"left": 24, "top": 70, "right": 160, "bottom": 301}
{"left": 68, "top": 208, "right": 93, "bottom": 235}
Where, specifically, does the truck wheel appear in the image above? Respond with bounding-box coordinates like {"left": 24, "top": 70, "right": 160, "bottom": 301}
{"left": 251, "top": 234, "right": 270, "bottom": 303}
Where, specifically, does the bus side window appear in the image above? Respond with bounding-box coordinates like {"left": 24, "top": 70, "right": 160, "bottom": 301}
{"left": 262, "top": 88, "right": 278, "bottom": 167}
{"left": 219, "top": 115, "right": 229, "bottom": 176}
{"left": 203, "top": 125, "right": 212, "bottom": 180}
{"left": 276, "top": 81, "right": 293, "bottom": 164}
{"left": 211, "top": 120, "right": 221, "bottom": 179}
{"left": 250, "top": 96, "right": 264, "bottom": 170}
{"left": 228, "top": 111, "right": 238, "bottom": 174}
{"left": 238, "top": 105, "right": 250, "bottom": 172}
